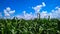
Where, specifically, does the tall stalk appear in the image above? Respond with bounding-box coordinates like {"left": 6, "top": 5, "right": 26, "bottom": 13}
{"left": 1, "top": 28, "right": 4, "bottom": 34}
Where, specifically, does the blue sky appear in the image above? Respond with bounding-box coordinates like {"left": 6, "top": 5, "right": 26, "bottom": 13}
{"left": 0, "top": 0, "right": 60, "bottom": 19}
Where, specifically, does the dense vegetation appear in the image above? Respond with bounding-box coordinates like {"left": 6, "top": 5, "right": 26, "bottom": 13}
{"left": 0, "top": 17, "right": 60, "bottom": 34}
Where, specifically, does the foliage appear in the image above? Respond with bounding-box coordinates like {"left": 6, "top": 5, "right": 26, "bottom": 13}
{"left": 0, "top": 18, "right": 60, "bottom": 34}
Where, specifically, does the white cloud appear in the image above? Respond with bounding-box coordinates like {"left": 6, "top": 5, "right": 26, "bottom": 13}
{"left": 6, "top": 7, "right": 11, "bottom": 11}
{"left": 2, "top": 2, "right": 60, "bottom": 19}
{"left": 23, "top": 11, "right": 26, "bottom": 16}
{"left": 40, "top": 7, "right": 60, "bottom": 18}
{"left": 16, "top": 2, "right": 46, "bottom": 20}
{"left": 51, "top": 7, "right": 60, "bottom": 18}
{"left": 40, "top": 11, "right": 48, "bottom": 18}
{"left": 40, "top": 6, "right": 60, "bottom": 18}
{"left": 16, "top": 11, "right": 37, "bottom": 20}
{"left": 42, "top": 2, "right": 46, "bottom": 7}
{"left": 23, "top": 11, "right": 33, "bottom": 20}
{"left": 5, "top": 13, "right": 10, "bottom": 16}
{"left": 16, "top": 15, "right": 24, "bottom": 19}
{"left": 4, "top": 7, "right": 15, "bottom": 17}
{"left": 23, "top": 11, "right": 26, "bottom": 14}
{"left": 4, "top": 9, "right": 10, "bottom": 16}
{"left": 4, "top": 9, "right": 8, "bottom": 14}
{"left": 9, "top": 10, "right": 15, "bottom": 14}
{"left": 32, "top": 2, "right": 60, "bottom": 19}
{"left": 32, "top": 5, "right": 42, "bottom": 13}
{"left": 16, "top": 3, "right": 60, "bottom": 20}
{"left": 32, "top": 2, "right": 46, "bottom": 13}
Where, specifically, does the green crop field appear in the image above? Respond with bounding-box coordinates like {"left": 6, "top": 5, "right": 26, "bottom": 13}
{"left": 0, "top": 17, "right": 60, "bottom": 34}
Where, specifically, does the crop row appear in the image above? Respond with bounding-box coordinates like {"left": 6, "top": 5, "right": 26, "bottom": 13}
{"left": 0, "top": 18, "right": 60, "bottom": 34}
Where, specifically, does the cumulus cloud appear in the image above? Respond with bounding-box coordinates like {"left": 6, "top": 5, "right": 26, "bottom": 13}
{"left": 50, "top": 7, "right": 60, "bottom": 18}
{"left": 16, "top": 11, "right": 37, "bottom": 20}
{"left": 32, "top": 2, "right": 60, "bottom": 19}
{"left": 4, "top": 7, "right": 15, "bottom": 17}
{"left": 32, "top": 2, "right": 46, "bottom": 13}
{"left": 23, "top": 11, "right": 26, "bottom": 16}
{"left": 40, "top": 7, "right": 60, "bottom": 18}
{"left": 5, "top": 13, "right": 10, "bottom": 16}
{"left": 16, "top": 2, "right": 60, "bottom": 20}
{"left": 6, "top": 7, "right": 11, "bottom": 11}
{"left": 9, "top": 10, "right": 15, "bottom": 14}
{"left": 16, "top": 15, "right": 24, "bottom": 19}
{"left": 32, "top": 5, "right": 42, "bottom": 13}
{"left": 23, "top": 11, "right": 33, "bottom": 20}
{"left": 4, "top": 9, "right": 10, "bottom": 16}
{"left": 42, "top": 2, "right": 46, "bottom": 7}
{"left": 24, "top": 13, "right": 32, "bottom": 19}
{"left": 16, "top": 2, "right": 46, "bottom": 20}
{"left": 40, "top": 11, "right": 48, "bottom": 18}
{"left": 3, "top": 2, "right": 59, "bottom": 19}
